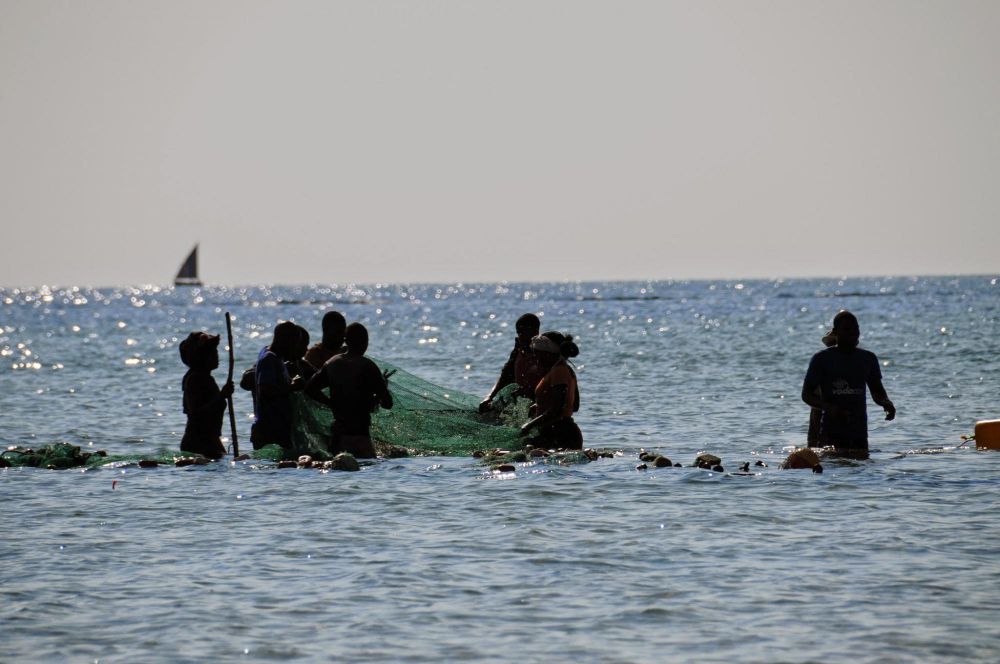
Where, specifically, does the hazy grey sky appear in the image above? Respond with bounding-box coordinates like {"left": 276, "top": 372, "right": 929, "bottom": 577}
{"left": 1, "top": 1, "right": 997, "bottom": 287}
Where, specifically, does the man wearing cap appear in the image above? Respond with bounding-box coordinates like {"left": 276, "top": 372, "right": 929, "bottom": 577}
{"left": 179, "top": 331, "right": 234, "bottom": 459}
{"left": 801, "top": 311, "right": 896, "bottom": 459}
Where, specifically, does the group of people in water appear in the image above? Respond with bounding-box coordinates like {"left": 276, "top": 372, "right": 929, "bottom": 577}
{"left": 178, "top": 307, "right": 896, "bottom": 463}
{"left": 179, "top": 310, "right": 584, "bottom": 460}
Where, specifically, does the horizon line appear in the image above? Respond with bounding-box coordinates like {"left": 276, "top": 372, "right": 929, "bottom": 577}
{"left": 1, "top": 270, "right": 997, "bottom": 291}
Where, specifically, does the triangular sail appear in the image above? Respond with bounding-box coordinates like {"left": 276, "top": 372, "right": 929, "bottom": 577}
{"left": 174, "top": 245, "right": 202, "bottom": 286}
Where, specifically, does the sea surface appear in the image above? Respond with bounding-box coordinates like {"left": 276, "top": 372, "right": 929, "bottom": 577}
{"left": 1, "top": 276, "right": 999, "bottom": 663}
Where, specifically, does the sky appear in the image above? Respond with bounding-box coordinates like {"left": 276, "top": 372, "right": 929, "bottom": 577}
{"left": 1, "top": 1, "right": 998, "bottom": 287}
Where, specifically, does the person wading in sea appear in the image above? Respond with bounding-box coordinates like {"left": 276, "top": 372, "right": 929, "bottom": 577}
{"left": 801, "top": 311, "right": 896, "bottom": 459}
{"left": 519, "top": 331, "right": 583, "bottom": 450}
{"left": 250, "top": 321, "right": 303, "bottom": 450}
{"left": 479, "top": 313, "right": 546, "bottom": 413}
{"left": 305, "top": 322, "right": 393, "bottom": 458}
{"left": 179, "top": 331, "right": 234, "bottom": 460}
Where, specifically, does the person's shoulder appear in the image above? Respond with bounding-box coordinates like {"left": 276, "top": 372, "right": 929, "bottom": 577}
{"left": 303, "top": 344, "right": 325, "bottom": 364}
{"left": 550, "top": 362, "right": 573, "bottom": 380}
{"left": 324, "top": 352, "right": 360, "bottom": 373}
{"left": 810, "top": 347, "right": 835, "bottom": 362}
{"left": 259, "top": 350, "right": 281, "bottom": 366}
{"left": 258, "top": 346, "right": 280, "bottom": 365}
{"left": 857, "top": 348, "right": 879, "bottom": 364}
{"left": 323, "top": 353, "right": 346, "bottom": 369}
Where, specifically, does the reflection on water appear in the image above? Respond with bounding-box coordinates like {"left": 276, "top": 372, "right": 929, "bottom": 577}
{"left": 1, "top": 276, "right": 999, "bottom": 662}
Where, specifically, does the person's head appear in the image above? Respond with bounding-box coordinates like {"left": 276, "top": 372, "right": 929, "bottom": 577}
{"left": 321, "top": 311, "right": 347, "bottom": 346}
{"left": 530, "top": 331, "right": 579, "bottom": 368}
{"left": 344, "top": 322, "right": 369, "bottom": 355}
{"left": 179, "top": 331, "right": 220, "bottom": 371}
{"left": 832, "top": 311, "right": 860, "bottom": 349}
{"left": 515, "top": 313, "right": 541, "bottom": 348}
{"left": 270, "top": 321, "right": 301, "bottom": 361}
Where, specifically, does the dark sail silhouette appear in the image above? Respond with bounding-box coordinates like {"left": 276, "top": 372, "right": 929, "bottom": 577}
{"left": 174, "top": 245, "right": 202, "bottom": 286}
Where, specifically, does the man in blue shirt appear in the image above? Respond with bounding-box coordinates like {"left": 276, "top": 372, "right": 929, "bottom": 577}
{"left": 250, "top": 321, "right": 303, "bottom": 449}
{"left": 801, "top": 311, "right": 896, "bottom": 459}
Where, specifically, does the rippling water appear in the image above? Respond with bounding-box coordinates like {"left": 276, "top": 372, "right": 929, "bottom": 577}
{"left": 2, "top": 276, "right": 999, "bottom": 662}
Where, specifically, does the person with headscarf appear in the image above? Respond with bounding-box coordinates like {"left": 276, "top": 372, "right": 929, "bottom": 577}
{"left": 179, "top": 331, "right": 234, "bottom": 459}
{"left": 519, "top": 331, "right": 582, "bottom": 449}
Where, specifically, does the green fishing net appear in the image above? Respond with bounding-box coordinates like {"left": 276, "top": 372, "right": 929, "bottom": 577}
{"left": 0, "top": 358, "right": 528, "bottom": 469}
{"left": 289, "top": 357, "right": 527, "bottom": 457}
{"left": 0, "top": 444, "right": 110, "bottom": 469}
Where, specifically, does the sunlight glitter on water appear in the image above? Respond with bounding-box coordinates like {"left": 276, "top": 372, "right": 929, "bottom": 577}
{"left": 1, "top": 276, "right": 999, "bottom": 662}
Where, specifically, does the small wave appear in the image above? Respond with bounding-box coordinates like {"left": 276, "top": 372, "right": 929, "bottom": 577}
{"left": 569, "top": 295, "right": 668, "bottom": 302}
{"left": 275, "top": 298, "right": 371, "bottom": 306}
{"left": 816, "top": 291, "right": 899, "bottom": 298}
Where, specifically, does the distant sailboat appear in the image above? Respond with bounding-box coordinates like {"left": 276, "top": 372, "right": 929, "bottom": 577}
{"left": 174, "top": 245, "right": 202, "bottom": 286}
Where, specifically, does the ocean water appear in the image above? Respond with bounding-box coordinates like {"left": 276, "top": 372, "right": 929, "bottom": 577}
{"left": 1, "top": 276, "right": 998, "bottom": 663}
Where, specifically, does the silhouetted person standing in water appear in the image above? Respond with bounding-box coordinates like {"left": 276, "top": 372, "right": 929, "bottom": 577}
{"left": 519, "top": 331, "right": 582, "bottom": 450}
{"left": 305, "top": 322, "right": 392, "bottom": 458}
{"left": 251, "top": 321, "right": 303, "bottom": 450}
{"left": 304, "top": 310, "right": 346, "bottom": 371}
{"left": 801, "top": 311, "right": 896, "bottom": 459}
{"left": 479, "top": 313, "right": 545, "bottom": 413}
{"left": 179, "top": 331, "right": 234, "bottom": 460}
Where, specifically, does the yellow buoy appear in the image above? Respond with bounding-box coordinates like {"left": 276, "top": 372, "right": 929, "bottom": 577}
{"left": 975, "top": 420, "right": 1000, "bottom": 451}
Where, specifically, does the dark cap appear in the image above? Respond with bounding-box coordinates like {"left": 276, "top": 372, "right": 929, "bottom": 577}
{"left": 179, "top": 331, "right": 220, "bottom": 366}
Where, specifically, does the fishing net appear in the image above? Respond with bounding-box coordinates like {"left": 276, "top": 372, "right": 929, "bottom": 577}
{"left": 0, "top": 444, "right": 111, "bottom": 469}
{"left": 0, "top": 359, "right": 528, "bottom": 469}
{"left": 288, "top": 357, "right": 527, "bottom": 457}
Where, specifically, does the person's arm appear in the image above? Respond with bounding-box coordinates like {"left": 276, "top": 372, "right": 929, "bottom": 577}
{"left": 801, "top": 359, "right": 846, "bottom": 419}
{"left": 868, "top": 377, "right": 896, "bottom": 421}
{"left": 283, "top": 361, "right": 307, "bottom": 391}
{"left": 239, "top": 366, "right": 256, "bottom": 391}
{"left": 519, "top": 385, "right": 567, "bottom": 437}
{"left": 373, "top": 363, "right": 393, "bottom": 410}
{"left": 296, "top": 358, "right": 317, "bottom": 380}
{"left": 377, "top": 381, "right": 393, "bottom": 410}
{"left": 801, "top": 356, "right": 824, "bottom": 410}
{"left": 480, "top": 347, "right": 518, "bottom": 412}
{"left": 302, "top": 346, "right": 323, "bottom": 372}
{"left": 801, "top": 382, "right": 823, "bottom": 410}
{"left": 304, "top": 368, "right": 333, "bottom": 407}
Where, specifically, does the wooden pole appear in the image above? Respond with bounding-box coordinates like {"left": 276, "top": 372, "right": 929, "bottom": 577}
{"left": 225, "top": 312, "right": 240, "bottom": 457}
